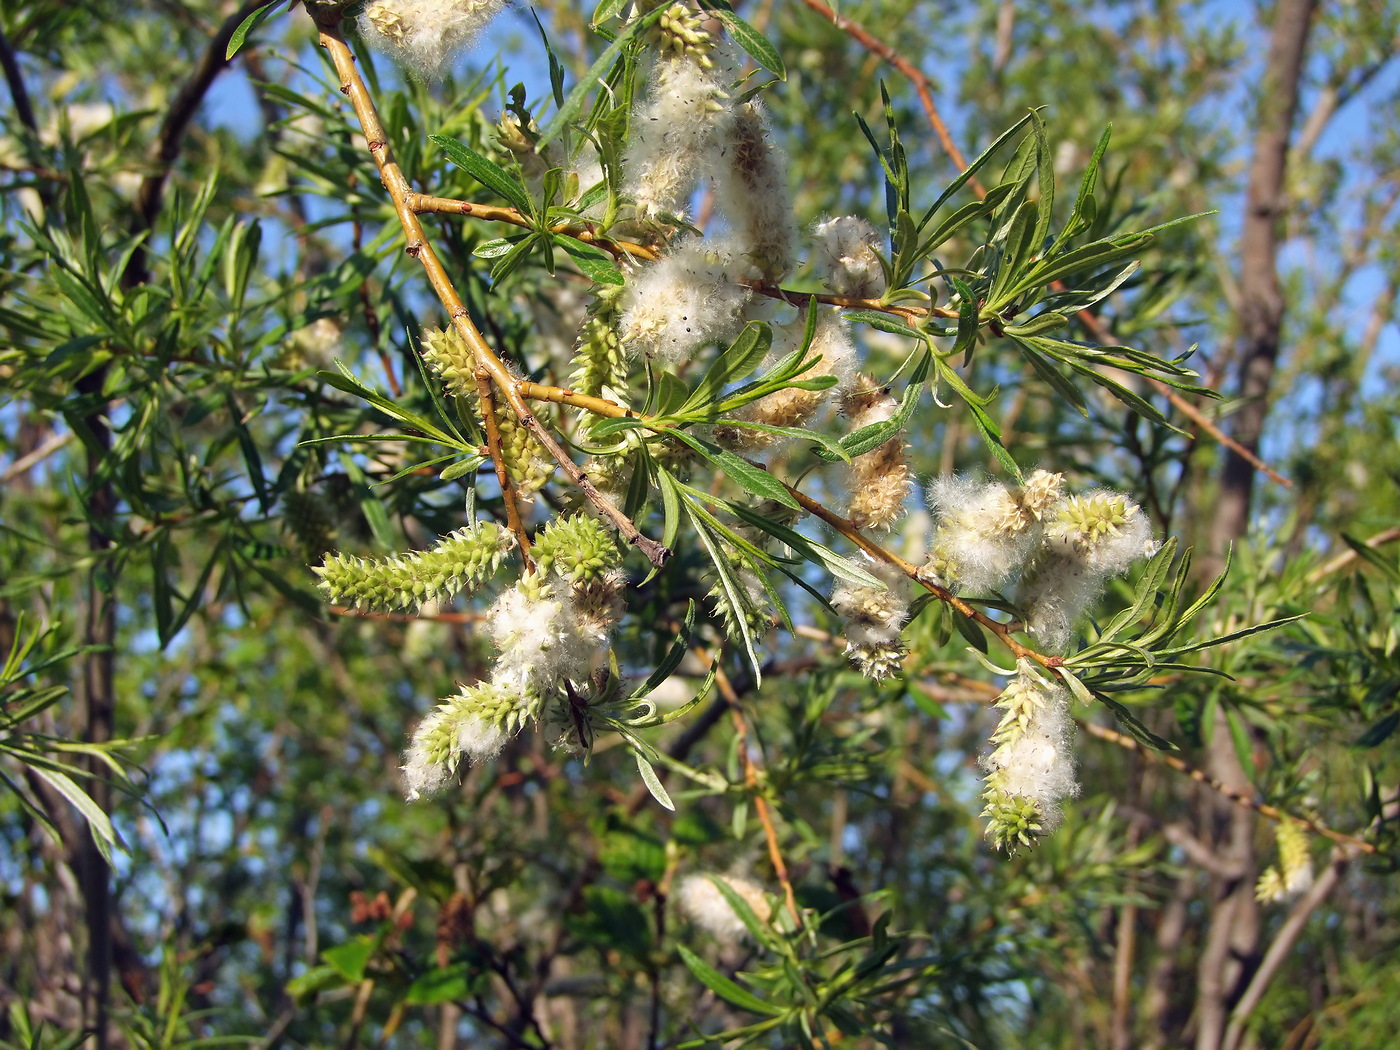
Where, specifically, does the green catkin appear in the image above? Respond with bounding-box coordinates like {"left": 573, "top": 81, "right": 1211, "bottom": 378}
{"left": 421, "top": 326, "right": 554, "bottom": 497}
{"left": 569, "top": 296, "right": 627, "bottom": 398}
{"left": 981, "top": 789, "right": 1046, "bottom": 853}
{"left": 314, "top": 522, "right": 514, "bottom": 611}
{"left": 530, "top": 514, "right": 620, "bottom": 583}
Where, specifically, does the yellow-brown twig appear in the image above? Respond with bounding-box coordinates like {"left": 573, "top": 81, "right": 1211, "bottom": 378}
{"left": 313, "top": 12, "right": 668, "bottom": 567}
{"left": 1304, "top": 524, "right": 1400, "bottom": 585}
{"left": 704, "top": 646, "right": 802, "bottom": 927}
{"left": 404, "top": 191, "right": 660, "bottom": 261}
{"left": 517, "top": 381, "right": 631, "bottom": 420}
{"left": 748, "top": 282, "right": 958, "bottom": 324}
{"left": 474, "top": 367, "right": 534, "bottom": 565}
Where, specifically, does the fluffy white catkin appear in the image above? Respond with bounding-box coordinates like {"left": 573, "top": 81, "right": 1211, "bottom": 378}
{"left": 358, "top": 0, "right": 508, "bottom": 80}
{"left": 618, "top": 238, "right": 752, "bottom": 365}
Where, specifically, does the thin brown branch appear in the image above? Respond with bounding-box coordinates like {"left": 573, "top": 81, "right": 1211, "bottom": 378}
{"left": 912, "top": 675, "right": 1376, "bottom": 855}
{"left": 1074, "top": 306, "right": 1291, "bottom": 488}
{"left": 0, "top": 23, "right": 38, "bottom": 131}
{"left": 797, "top": 0, "right": 982, "bottom": 196}
{"left": 749, "top": 281, "right": 957, "bottom": 322}
{"left": 1079, "top": 720, "right": 1375, "bottom": 854}
{"left": 475, "top": 367, "right": 534, "bottom": 566}
{"left": 518, "top": 381, "right": 632, "bottom": 419}
{"left": 0, "top": 429, "right": 72, "bottom": 485}
{"left": 404, "top": 191, "right": 660, "bottom": 261}
{"left": 312, "top": 12, "right": 668, "bottom": 567}
{"left": 1221, "top": 847, "right": 1354, "bottom": 1050}
{"left": 1304, "top": 525, "right": 1400, "bottom": 584}
{"left": 781, "top": 480, "right": 1056, "bottom": 668}
{"left": 713, "top": 656, "right": 802, "bottom": 926}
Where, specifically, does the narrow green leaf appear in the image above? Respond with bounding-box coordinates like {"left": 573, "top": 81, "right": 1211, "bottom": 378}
{"left": 473, "top": 237, "right": 518, "bottom": 259}
{"left": 635, "top": 750, "right": 675, "bottom": 811}
{"left": 430, "top": 135, "right": 532, "bottom": 214}
{"left": 323, "top": 938, "right": 374, "bottom": 983}
{"left": 657, "top": 465, "right": 683, "bottom": 555}
{"left": 1019, "top": 343, "right": 1088, "bottom": 415}
{"left": 30, "top": 766, "right": 119, "bottom": 863}
{"left": 639, "top": 601, "right": 697, "bottom": 695}
{"left": 1030, "top": 109, "right": 1055, "bottom": 253}
{"left": 675, "top": 945, "right": 783, "bottom": 1016}
{"left": 225, "top": 3, "right": 278, "bottom": 60}
{"left": 1356, "top": 712, "right": 1400, "bottom": 749}
{"left": 1098, "top": 538, "right": 1178, "bottom": 641}
{"left": 920, "top": 114, "right": 1035, "bottom": 227}
{"left": 557, "top": 235, "right": 625, "bottom": 285}
{"left": 677, "top": 321, "right": 772, "bottom": 417}
{"left": 843, "top": 310, "right": 923, "bottom": 341}
{"left": 1225, "top": 706, "right": 1254, "bottom": 774}
{"left": 537, "top": 6, "right": 666, "bottom": 150}
{"left": 406, "top": 963, "right": 480, "bottom": 1004}
{"left": 952, "top": 610, "right": 986, "bottom": 652}
{"left": 1095, "top": 691, "right": 1178, "bottom": 751}
{"left": 591, "top": 0, "right": 629, "bottom": 26}
{"left": 685, "top": 437, "right": 799, "bottom": 509}
{"left": 704, "top": 5, "right": 785, "bottom": 78}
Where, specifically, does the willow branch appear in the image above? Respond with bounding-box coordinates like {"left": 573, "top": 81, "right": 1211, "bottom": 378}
{"left": 748, "top": 282, "right": 957, "bottom": 322}
{"left": 404, "top": 191, "right": 660, "bottom": 260}
{"left": 797, "top": 0, "right": 981, "bottom": 195}
{"left": 1072, "top": 305, "right": 1291, "bottom": 488}
{"left": 1221, "top": 847, "right": 1352, "bottom": 1050}
{"left": 914, "top": 676, "right": 1378, "bottom": 854}
{"left": 701, "top": 645, "right": 802, "bottom": 926}
{"left": 512, "top": 375, "right": 1054, "bottom": 666}
{"left": 1304, "top": 524, "right": 1400, "bottom": 584}
{"left": 1078, "top": 720, "right": 1376, "bottom": 854}
{"left": 806, "top": 0, "right": 1289, "bottom": 490}
{"left": 312, "top": 13, "right": 667, "bottom": 566}
{"left": 780, "top": 481, "right": 1055, "bottom": 668}
{"left": 474, "top": 368, "right": 534, "bottom": 562}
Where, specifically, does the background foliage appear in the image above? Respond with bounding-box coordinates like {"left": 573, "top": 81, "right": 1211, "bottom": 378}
{"left": 2, "top": 1, "right": 1398, "bottom": 1048}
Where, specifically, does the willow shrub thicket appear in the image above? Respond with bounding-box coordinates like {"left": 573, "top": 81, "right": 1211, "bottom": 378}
{"left": 1, "top": 1, "right": 1398, "bottom": 1048}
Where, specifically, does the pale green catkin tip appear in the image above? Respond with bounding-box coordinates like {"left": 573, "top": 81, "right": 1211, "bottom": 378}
{"left": 1056, "top": 492, "right": 1132, "bottom": 543}
{"left": 531, "top": 514, "right": 620, "bottom": 583}
{"left": 420, "top": 326, "right": 477, "bottom": 399}
{"left": 981, "top": 788, "right": 1046, "bottom": 853}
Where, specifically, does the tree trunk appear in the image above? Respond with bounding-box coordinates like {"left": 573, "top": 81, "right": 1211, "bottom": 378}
{"left": 1207, "top": 0, "right": 1318, "bottom": 573}
{"left": 1194, "top": 4, "right": 1318, "bottom": 1049}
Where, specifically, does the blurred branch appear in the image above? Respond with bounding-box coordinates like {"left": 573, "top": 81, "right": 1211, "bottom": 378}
{"left": 0, "top": 429, "right": 72, "bottom": 485}
{"left": 1080, "top": 720, "right": 1375, "bottom": 854}
{"left": 1221, "top": 847, "right": 1354, "bottom": 1050}
{"left": 1304, "top": 526, "right": 1400, "bottom": 584}
{"left": 797, "top": 0, "right": 983, "bottom": 195}
{"left": 0, "top": 23, "right": 37, "bottom": 131}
